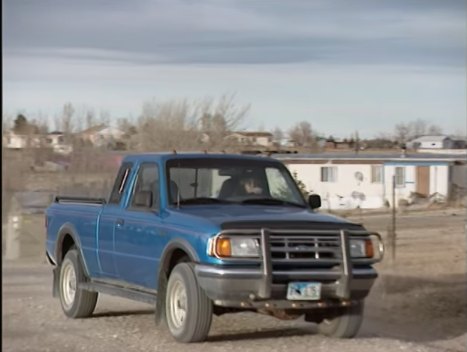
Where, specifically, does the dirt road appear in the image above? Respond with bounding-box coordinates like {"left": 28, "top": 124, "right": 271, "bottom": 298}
{"left": 3, "top": 209, "right": 466, "bottom": 352}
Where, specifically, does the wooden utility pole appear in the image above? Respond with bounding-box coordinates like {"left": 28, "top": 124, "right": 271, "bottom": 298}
{"left": 390, "top": 175, "right": 397, "bottom": 261}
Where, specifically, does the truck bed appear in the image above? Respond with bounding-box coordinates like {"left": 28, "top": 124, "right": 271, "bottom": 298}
{"left": 46, "top": 200, "right": 104, "bottom": 272}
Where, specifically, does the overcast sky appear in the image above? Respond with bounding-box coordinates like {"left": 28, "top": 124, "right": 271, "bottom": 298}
{"left": 3, "top": 0, "right": 466, "bottom": 137}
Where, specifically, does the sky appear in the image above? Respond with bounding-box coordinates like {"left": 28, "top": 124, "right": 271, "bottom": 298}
{"left": 3, "top": 0, "right": 466, "bottom": 138}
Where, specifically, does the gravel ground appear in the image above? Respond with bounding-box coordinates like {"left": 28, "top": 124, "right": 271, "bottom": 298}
{"left": 2, "top": 208, "right": 466, "bottom": 352}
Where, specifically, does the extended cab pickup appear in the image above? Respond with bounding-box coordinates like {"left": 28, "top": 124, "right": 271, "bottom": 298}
{"left": 45, "top": 153, "right": 384, "bottom": 342}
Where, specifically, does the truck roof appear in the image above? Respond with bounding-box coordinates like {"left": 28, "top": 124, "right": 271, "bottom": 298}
{"left": 122, "top": 152, "right": 280, "bottom": 164}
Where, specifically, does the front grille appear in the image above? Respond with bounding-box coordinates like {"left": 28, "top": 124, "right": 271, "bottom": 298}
{"left": 270, "top": 235, "right": 340, "bottom": 259}
{"left": 269, "top": 234, "right": 341, "bottom": 267}
{"left": 266, "top": 233, "right": 343, "bottom": 284}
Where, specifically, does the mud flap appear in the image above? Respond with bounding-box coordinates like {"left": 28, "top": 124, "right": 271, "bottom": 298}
{"left": 154, "top": 273, "right": 167, "bottom": 326}
{"left": 52, "top": 266, "right": 60, "bottom": 298}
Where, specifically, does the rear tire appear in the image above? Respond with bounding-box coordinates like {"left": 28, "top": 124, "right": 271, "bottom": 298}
{"left": 318, "top": 301, "right": 364, "bottom": 338}
{"left": 59, "top": 249, "right": 98, "bottom": 318}
{"left": 165, "top": 263, "right": 213, "bottom": 343}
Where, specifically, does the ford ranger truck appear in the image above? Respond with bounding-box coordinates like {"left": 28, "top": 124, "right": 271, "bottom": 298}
{"left": 45, "top": 153, "right": 384, "bottom": 343}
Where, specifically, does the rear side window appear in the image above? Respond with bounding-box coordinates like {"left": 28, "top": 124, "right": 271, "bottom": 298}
{"left": 109, "top": 162, "right": 133, "bottom": 204}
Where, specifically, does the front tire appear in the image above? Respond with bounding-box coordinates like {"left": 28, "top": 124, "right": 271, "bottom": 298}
{"left": 318, "top": 301, "right": 364, "bottom": 338}
{"left": 165, "top": 263, "right": 213, "bottom": 343}
{"left": 59, "top": 249, "right": 98, "bottom": 318}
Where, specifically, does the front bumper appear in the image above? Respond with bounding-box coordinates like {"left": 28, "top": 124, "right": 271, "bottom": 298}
{"left": 195, "top": 229, "right": 380, "bottom": 308}
{"left": 195, "top": 265, "right": 377, "bottom": 306}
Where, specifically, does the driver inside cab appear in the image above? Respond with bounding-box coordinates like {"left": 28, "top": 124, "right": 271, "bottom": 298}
{"left": 239, "top": 176, "right": 263, "bottom": 196}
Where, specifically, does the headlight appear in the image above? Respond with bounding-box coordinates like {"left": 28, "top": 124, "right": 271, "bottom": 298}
{"left": 210, "top": 237, "right": 259, "bottom": 258}
{"left": 350, "top": 238, "right": 374, "bottom": 258}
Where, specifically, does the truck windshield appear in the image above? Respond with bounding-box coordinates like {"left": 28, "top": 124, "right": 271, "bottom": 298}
{"left": 166, "top": 158, "right": 306, "bottom": 207}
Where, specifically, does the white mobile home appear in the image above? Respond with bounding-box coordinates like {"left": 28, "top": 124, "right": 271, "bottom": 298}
{"left": 407, "top": 136, "right": 453, "bottom": 150}
{"left": 276, "top": 153, "right": 466, "bottom": 209}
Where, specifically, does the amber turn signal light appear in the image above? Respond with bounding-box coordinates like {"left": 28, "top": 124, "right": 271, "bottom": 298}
{"left": 365, "top": 239, "right": 374, "bottom": 258}
{"left": 215, "top": 238, "right": 231, "bottom": 257}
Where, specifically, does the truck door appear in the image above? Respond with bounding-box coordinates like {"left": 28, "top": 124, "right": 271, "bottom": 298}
{"left": 97, "top": 161, "right": 134, "bottom": 278}
{"left": 113, "top": 162, "right": 164, "bottom": 288}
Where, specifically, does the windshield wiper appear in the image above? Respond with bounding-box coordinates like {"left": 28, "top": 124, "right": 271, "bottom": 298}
{"left": 240, "top": 198, "right": 306, "bottom": 208}
{"left": 175, "top": 197, "right": 233, "bottom": 205}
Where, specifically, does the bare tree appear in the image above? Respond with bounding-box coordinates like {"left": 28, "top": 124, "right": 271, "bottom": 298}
{"left": 427, "top": 124, "right": 443, "bottom": 135}
{"left": 288, "top": 121, "right": 316, "bottom": 147}
{"left": 98, "top": 109, "right": 111, "bottom": 126}
{"left": 72, "top": 107, "right": 83, "bottom": 133}
{"left": 138, "top": 98, "right": 198, "bottom": 151}
{"left": 393, "top": 119, "right": 443, "bottom": 143}
{"left": 273, "top": 127, "right": 284, "bottom": 145}
{"left": 118, "top": 117, "right": 137, "bottom": 134}
{"left": 117, "top": 117, "right": 138, "bottom": 150}
{"left": 31, "top": 112, "right": 49, "bottom": 134}
{"left": 365, "top": 133, "right": 396, "bottom": 149}
{"left": 207, "top": 94, "right": 250, "bottom": 132}
{"left": 61, "top": 103, "right": 75, "bottom": 134}
{"left": 85, "top": 109, "right": 96, "bottom": 129}
{"left": 394, "top": 123, "right": 411, "bottom": 144}
{"left": 195, "top": 94, "right": 250, "bottom": 149}
{"left": 410, "top": 119, "right": 428, "bottom": 139}
{"left": 138, "top": 95, "right": 250, "bottom": 151}
{"left": 53, "top": 113, "right": 61, "bottom": 132}
{"left": 2, "top": 113, "right": 14, "bottom": 132}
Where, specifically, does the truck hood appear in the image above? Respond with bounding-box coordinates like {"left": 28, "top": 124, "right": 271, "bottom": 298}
{"left": 167, "top": 204, "right": 363, "bottom": 231}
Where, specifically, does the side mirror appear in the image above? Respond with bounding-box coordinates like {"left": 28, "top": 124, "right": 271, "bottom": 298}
{"left": 134, "top": 191, "right": 153, "bottom": 208}
{"left": 308, "top": 194, "right": 321, "bottom": 209}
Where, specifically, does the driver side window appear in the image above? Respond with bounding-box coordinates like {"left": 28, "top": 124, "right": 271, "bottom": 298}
{"left": 129, "top": 163, "right": 160, "bottom": 211}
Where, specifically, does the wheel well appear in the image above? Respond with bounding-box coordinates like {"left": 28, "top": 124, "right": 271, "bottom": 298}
{"left": 61, "top": 234, "right": 75, "bottom": 261}
{"left": 167, "top": 248, "right": 190, "bottom": 275}
{"left": 155, "top": 246, "right": 193, "bottom": 325}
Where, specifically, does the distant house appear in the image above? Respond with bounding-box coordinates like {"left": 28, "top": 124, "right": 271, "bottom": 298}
{"left": 451, "top": 137, "right": 467, "bottom": 149}
{"left": 3, "top": 132, "right": 28, "bottom": 149}
{"left": 45, "top": 131, "right": 65, "bottom": 146}
{"left": 276, "top": 152, "right": 467, "bottom": 210}
{"left": 225, "top": 131, "right": 273, "bottom": 147}
{"left": 407, "top": 136, "right": 454, "bottom": 150}
{"left": 45, "top": 132, "right": 73, "bottom": 155}
{"left": 78, "top": 124, "right": 125, "bottom": 147}
{"left": 325, "top": 140, "right": 353, "bottom": 150}
{"left": 3, "top": 131, "right": 41, "bottom": 149}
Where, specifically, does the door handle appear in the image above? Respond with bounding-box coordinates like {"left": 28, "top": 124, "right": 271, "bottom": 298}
{"left": 116, "top": 218, "right": 125, "bottom": 227}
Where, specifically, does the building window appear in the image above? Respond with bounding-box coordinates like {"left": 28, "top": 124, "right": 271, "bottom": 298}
{"left": 321, "top": 166, "right": 337, "bottom": 182}
{"left": 371, "top": 165, "right": 382, "bottom": 183}
{"left": 395, "top": 167, "right": 405, "bottom": 187}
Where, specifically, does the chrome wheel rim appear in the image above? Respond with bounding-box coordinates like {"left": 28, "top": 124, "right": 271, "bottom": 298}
{"left": 168, "top": 280, "right": 187, "bottom": 330}
{"left": 61, "top": 260, "right": 77, "bottom": 310}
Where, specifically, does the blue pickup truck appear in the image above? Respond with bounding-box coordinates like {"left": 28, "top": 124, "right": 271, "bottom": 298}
{"left": 45, "top": 152, "right": 383, "bottom": 343}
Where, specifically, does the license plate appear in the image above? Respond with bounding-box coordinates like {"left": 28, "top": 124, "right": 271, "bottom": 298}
{"left": 287, "top": 282, "right": 321, "bottom": 300}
